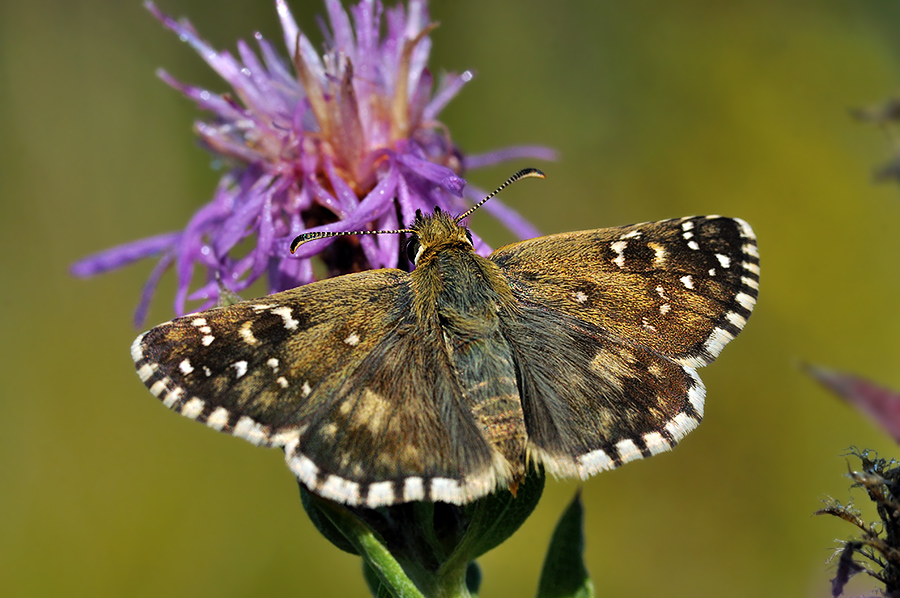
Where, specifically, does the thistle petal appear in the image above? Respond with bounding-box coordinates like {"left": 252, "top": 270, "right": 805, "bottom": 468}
{"left": 74, "top": 0, "right": 554, "bottom": 324}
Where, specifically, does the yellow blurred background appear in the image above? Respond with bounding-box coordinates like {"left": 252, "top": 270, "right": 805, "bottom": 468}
{"left": 4, "top": 1, "right": 900, "bottom": 596}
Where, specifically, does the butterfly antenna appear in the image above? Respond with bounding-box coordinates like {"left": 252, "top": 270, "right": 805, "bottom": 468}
{"left": 290, "top": 227, "right": 414, "bottom": 254}
{"left": 455, "top": 167, "right": 546, "bottom": 224}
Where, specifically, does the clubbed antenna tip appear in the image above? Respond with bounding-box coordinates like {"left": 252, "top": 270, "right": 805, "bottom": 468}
{"left": 455, "top": 168, "right": 545, "bottom": 223}
{"left": 290, "top": 227, "right": 412, "bottom": 254}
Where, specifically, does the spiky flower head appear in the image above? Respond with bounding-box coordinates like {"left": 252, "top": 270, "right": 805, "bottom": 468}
{"left": 71, "top": 0, "right": 554, "bottom": 325}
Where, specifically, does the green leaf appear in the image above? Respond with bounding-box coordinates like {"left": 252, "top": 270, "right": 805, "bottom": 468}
{"left": 465, "top": 561, "right": 482, "bottom": 598}
{"left": 312, "top": 495, "right": 427, "bottom": 598}
{"left": 363, "top": 562, "right": 385, "bottom": 597}
{"left": 299, "top": 484, "right": 358, "bottom": 555}
{"left": 536, "top": 492, "right": 594, "bottom": 598}
{"left": 439, "top": 469, "right": 545, "bottom": 577}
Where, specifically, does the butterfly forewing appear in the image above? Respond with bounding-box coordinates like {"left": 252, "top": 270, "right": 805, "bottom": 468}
{"left": 491, "top": 216, "right": 758, "bottom": 367}
{"left": 133, "top": 268, "right": 501, "bottom": 507}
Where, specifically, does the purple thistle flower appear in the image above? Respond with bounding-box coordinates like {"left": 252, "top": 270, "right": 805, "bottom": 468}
{"left": 71, "top": 0, "right": 555, "bottom": 325}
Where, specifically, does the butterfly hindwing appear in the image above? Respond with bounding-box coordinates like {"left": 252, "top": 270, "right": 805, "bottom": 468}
{"left": 499, "top": 305, "right": 705, "bottom": 477}
{"left": 133, "top": 269, "right": 501, "bottom": 507}
{"left": 491, "top": 216, "right": 758, "bottom": 474}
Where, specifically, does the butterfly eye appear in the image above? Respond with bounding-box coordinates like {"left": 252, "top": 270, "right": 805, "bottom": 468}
{"left": 465, "top": 229, "right": 474, "bottom": 247}
{"left": 406, "top": 237, "right": 422, "bottom": 264}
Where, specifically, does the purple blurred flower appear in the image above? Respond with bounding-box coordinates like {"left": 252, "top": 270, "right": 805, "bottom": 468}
{"left": 72, "top": 0, "right": 555, "bottom": 325}
{"left": 805, "top": 363, "right": 900, "bottom": 443}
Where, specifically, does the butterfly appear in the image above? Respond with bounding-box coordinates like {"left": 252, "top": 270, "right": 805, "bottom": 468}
{"left": 132, "top": 169, "right": 759, "bottom": 508}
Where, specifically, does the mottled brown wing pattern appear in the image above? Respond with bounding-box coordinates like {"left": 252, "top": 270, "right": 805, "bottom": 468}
{"left": 134, "top": 210, "right": 758, "bottom": 507}
{"left": 491, "top": 216, "right": 758, "bottom": 476}
{"left": 133, "top": 269, "right": 501, "bottom": 507}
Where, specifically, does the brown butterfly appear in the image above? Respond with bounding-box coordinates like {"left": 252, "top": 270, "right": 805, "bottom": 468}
{"left": 133, "top": 169, "right": 759, "bottom": 507}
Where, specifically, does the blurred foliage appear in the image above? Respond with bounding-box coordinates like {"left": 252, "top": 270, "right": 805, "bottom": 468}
{"left": 4, "top": 0, "right": 900, "bottom": 596}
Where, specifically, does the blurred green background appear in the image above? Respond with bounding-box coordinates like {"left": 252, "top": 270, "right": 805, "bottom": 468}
{"left": 4, "top": 0, "right": 900, "bottom": 596}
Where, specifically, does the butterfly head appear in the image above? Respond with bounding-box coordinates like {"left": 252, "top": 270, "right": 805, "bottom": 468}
{"left": 405, "top": 206, "right": 475, "bottom": 266}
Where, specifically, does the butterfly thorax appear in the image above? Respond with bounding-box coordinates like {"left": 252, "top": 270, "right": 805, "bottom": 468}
{"left": 409, "top": 212, "right": 516, "bottom": 332}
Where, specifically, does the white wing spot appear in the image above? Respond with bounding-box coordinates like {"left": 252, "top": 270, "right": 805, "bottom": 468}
{"left": 199, "top": 326, "right": 212, "bottom": 334}
{"left": 149, "top": 378, "right": 167, "bottom": 398}
{"left": 665, "top": 412, "right": 698, "bottom": 442}
{"left": 319, "top": 476, "right": 361, "bottom": 506}
{"left": 683, "top": 231, "right": 694, "bottom": 240}
{"left": 430, "top": 478, "right": 462, "bottom": 502}
{"left": 162, "top": 387, "right": 183, "bottom": 408}
{"left": 137, "top": 363, "right": 157, "bottom": 382}
{"left": 656, "top": 285, "right": 669, "bottom": 300}
{"left": 708, "top": 268, "right": 716, "bottom": 276}
{"left": 302, "top": 381, "right": 312, "bottom": 397}
{"left": 252, "top": 303, "right": 276, "bottom": 311}
{"left": 344, "top": 332, "right": 360, "bottom": 346}
{"left": 366, "top": 482, "right": 395, "bottom": 507}
{"left": 577, "top": 448, "right": 615, "bottom": 477}
{"left": 207, "top": 407, "right": 229, "bottom": 430}
{"left": 736, "top": 292, "right": 756, "bottom": 311}
{"left": 659, "top": 303, "right": 671, "bottom": 315}
{"left": 277, "top": 376, "right": 289, "bottom": 388}
{"left": 641, "top": 317, "right": 657, "bottom": 333}
{"left": 267, "top": 358, "right": 279, "bottom": 372}
{"left": 687, "top": 369, "right": 706, "bottom": 415}
{"left": 681, "top": 220, "right": 694, "bottom": 231}
{"left": 202, "top": 335, "right": 215, "bottom": 346}
{"left": 616, "top": 439, "right": 643, "bottom": 464}
{"left": 181, "top": 398, "right": 205, "bottom": 420}
{"left": 610, "top": 240, "right": 628, "bottom": 269}
{"left": 703, "top": 327, "right": 735, "bottom": 358}
{"left": 741, "top": 275, "right": 759, "bottom": 291}
{"left": 680, "top": 275, "right": 695, "bottom": 290}
{"left": 687, "top": 240, "right": 700, "bottom": 251}
{"left": 650, "top": 243, "right": 667, "bottom": 267}
{"left": 726, "top": 311, "right": 747, "bottom": 329}
{"left": 715, "top": 253, "right": 731, "bottom": 268}
{"left": 573, "top": 291, "right": 588, "bottom": 304}
{"left": 203, "top": 366, "right": 212, "bottom": 377}
{"left": 643, "top": 432, "right": 671, "bottom": 456}
{"left": 288, "top": 454, "right": 319, "bottom": 486}
{"left": 271, "top": 429, "right": 300, "bottom": 448}
{"left": 620, "top": 229, "right": 642, "bottom": 239}
{"left": 191, "top": 318, "right": 207, "bottom": 327}
{"left": 239, "top": 321, "right": 258, "bottom": 345}
{"left": 234, "top": 416, "right": 269, "bottom": 445}
{"left": 271, "top": 306, "right": 299, "bottom": 330}
{"left": 179, "top": 359, "right": 194, "bottom": 375}
{"left": 232, "top": 360, "right": 248, "bottom": 378}
{"left": 131, "top": 334, "right": 145, "bottom": 362}
{"left": 403, "top": 477, "right": 426, "bottom": 502}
